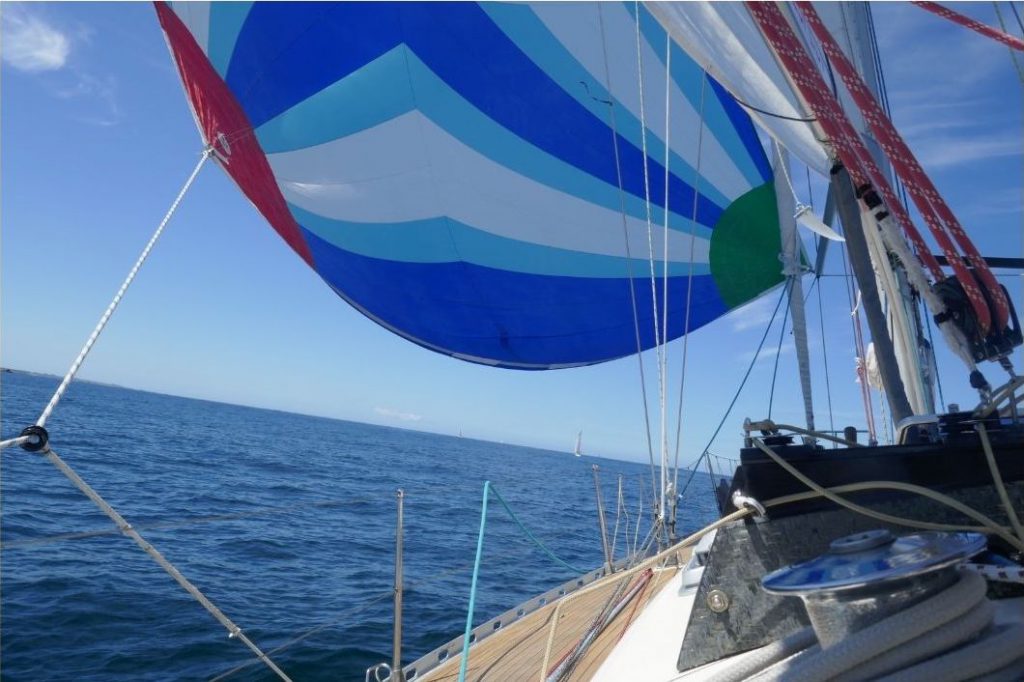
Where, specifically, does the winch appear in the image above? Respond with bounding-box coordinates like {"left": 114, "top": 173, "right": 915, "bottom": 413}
{"left": 761, "top": 529, "right": 986, "bottom": 648}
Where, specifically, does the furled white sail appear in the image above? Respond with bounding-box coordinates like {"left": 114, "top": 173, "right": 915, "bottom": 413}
{"left": 646, "top": 3, "right": 894, "bottom": 179}
{"left": 645, "top": 2, "right": 828, "bottom": 173}
{"left": 650, "top": 1, "right": 935, "bottom": 418}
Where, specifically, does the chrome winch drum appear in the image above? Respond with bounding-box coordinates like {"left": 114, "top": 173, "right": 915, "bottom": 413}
{"left": 761, "top": 529, "right": 986, "bottom": 647}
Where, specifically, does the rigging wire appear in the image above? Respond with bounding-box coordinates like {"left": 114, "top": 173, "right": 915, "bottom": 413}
{"left": 658, "top": 26, "right": 672, "bottom": 533}
{"left": 815, "top": 280, "right": 837, "bottom": 445}
{"left": 596, "top": 3, "right": 659, "bottom": 503}
{"left": 1013, "top": 2, "right": 1024, "bottom": 35}
{"left": 923, "top": 297, "right": 948, "bottom": 412}
{"left": 733, "top": 97, "right": 817, "bottom": 123}
{"left": 35, "top": 149, "right": 211, "bottom": 429}
{"left": 767, "top": 285, "right": 793, "bottom": 420}
{"left": 631, "top": 0, "right": 670, "bottom": 524}
{"left": 798, "top": 3, "right": 1012, "bottom": 336}
{"left": 42, "top": 445, "right": 291, "bottom": 680}
{"left": 670, "top": 69, "right": 708, "bottom": 530}
{"left": 993, "top": 1, "right": 1024, "bottom": 84}
{"left": 676, "top": 282, "right": 791, "bottom": 500}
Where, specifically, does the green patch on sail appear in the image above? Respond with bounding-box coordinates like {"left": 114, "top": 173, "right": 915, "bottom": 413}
{"left": 709, "top": 182, "right": 784, "bottom": 309}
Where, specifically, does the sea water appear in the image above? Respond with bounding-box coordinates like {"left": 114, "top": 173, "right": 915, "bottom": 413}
{"left": 1, "top": 371, "right": 718, "bottom": 681}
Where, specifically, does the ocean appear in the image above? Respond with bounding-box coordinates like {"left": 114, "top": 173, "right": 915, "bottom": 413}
{"left": 1, "top": 370, "right": 718, "bottom": 681}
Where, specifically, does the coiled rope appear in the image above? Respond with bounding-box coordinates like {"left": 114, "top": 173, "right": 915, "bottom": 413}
{"left": 699, "top": 571, "right": 1024, "bottom": 682}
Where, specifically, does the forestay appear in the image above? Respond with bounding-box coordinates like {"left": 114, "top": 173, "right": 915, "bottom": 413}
{"left": 156, "top": 1, "right": 783, "bottom": 369}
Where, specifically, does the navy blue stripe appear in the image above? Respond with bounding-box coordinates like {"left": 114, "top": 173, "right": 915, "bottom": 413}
{"left": 226, "top": 2, "right": 725, "bottom": 227}
{"left": 707, "top": 77, "right": 773, "bottom": 182}
{"left": 226, "top": 3, "right": 401, "bottom": 124}
{"left": 301, "top": 228, "right": 729, "bottom": 369}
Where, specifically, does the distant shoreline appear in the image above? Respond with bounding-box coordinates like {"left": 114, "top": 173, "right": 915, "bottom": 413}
{"left": 2, "top": 367, "right": 641, "bottom": 464}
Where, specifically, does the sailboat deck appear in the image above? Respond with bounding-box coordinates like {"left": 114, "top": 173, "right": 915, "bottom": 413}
{"left": 417, "top": 552, "right": 687, "bottom": 682}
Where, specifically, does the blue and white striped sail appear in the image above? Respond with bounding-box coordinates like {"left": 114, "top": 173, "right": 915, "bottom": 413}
{"left": 159, "top": 1, "right": 784, "bottom": 369}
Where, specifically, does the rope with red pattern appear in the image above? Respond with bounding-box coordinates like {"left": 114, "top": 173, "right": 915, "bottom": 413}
{"left": 795, "top": 2, "right": 1011, "bottom": 335}
{"left": 912, "top": 1, "right": 1024, "bottom": 52}
{"left": 746, "top": 2, "right": 994, "bottom": 336}
{"left": 743, "top": 2, "right": 939, "bottom": 282}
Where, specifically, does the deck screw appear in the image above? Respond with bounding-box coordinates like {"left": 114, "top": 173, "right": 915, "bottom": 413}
{"left": 707, "top": 589, "right": 729, "bottom": 613}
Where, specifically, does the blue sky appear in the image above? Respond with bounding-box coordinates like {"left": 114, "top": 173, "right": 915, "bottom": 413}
{"left": 2, "top": 2, "right": 1021, "bottom": 463}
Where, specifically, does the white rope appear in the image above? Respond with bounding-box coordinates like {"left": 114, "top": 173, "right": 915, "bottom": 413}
{"left": 977, "top": 422, "right": 1024, "bottom": 545}
{"left": 597, "top": 3, "right": 659, "bottom": 503}
{"left": 39, "top": 446, "right": 291, "bottom": 681}
{"left": 609, "top": 475, "right": 626, "bottom": 560}
{"left": 633, "top": 479, "right": 643, "bottom": 557}
{"left": 742, "top": 572, "right": 1017, "bottom": 682}
{"left": 633, "top": 0, "right": 668, "bottom": 523}
{"left": 36, "top": 149, "right": 212, "bottom": 428}
{"left": 752, "top": 437, "right": 1024, "bottom": 551}
{"left": 671, "top": 69, "right": 708, "bottom": 519}
{"left": 658, "top": 28, "right": 673, "bottom": 534}
{"left": 0, "top": 436, "right": 31, "bottom": 450}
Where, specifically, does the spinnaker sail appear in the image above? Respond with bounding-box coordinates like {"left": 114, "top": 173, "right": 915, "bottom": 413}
{"left": 157, "top": 1, "right": 784, "bottom": 369}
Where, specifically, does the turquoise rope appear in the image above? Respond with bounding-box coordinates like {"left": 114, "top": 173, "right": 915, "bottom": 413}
{"left": 487, "top": 484, "right": 586, "bottom": 575}
{"left": 458, "top": 480, "right": 490, "bottom": 682}
{"left": 457, "top": 482, "right": 586, "bottom": 682}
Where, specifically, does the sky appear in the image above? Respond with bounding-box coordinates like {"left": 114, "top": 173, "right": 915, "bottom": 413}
{"left": 2, "top": 2, "right": 1022, "bottom": 464}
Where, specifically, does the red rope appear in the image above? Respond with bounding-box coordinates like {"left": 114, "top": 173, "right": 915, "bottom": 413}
{"left": 746, "top": 2, "right": 996, "bottom": 336}
{"left": 913, "top": 1, "right": 1024, "bottom": 52}
{"left": 794, "top": 2, "right": 1011, "bottom": 334}
{"left": 611, "top": 569, "right": 653, "bottom": 646}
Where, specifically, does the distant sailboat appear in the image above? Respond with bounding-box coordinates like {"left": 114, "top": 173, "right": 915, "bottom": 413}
{"left": 573, "top": 430, "right": 582, "bottom": 458}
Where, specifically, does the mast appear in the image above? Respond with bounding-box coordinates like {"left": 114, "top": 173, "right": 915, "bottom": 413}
{"left": 832, "top": 166, "right": 914, "bottom": 425}
{"left": 834, "top": 2, "right": 936, "bottom": 416}
{"left": 774, "top": 143, "right": 816, "bottom": 436}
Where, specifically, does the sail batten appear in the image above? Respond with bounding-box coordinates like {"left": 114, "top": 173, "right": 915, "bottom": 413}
{"left": 159, "top": 1, "right": 785, "bottom": 369}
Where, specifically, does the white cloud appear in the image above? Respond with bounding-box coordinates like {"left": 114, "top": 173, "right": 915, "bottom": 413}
{"left": 738, "top": 342, "right": 794, "bottom": 365}
{"left": 374, "top": 406, "right": 423, "bottom": 422}
{"left": 871, "top": 2, "right": 1023, "bottom": 175}
{"left": 915, "top": 131, "right": 1023, "bottom": 170}
{"left": 727, "top": 293, "right": 783, "bottom": 332}
{"left": 57, "top": 70, "right": 122, "bottom": 126}
{"left": 2, "top": 6, "right": 70, "bottom": 73}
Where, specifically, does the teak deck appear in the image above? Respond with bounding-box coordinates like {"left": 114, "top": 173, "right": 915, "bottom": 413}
{"left": 420, "top": 553, "right": 687, "bottom": 682}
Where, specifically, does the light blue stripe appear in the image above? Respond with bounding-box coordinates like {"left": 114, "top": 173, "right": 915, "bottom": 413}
{"left": 258, "top": 49, "right": 714, "bottom": 240}
{"left": 291, "top": 203, "right": 709, "bottom": 279}
{"left": 207, "top": 1, "right": 253, "bottom": 78}
{"left": 255, "top": 46, "right": 415, "bottom": 152}
{"left": 480, "top": 3, "right": 735, "bottom": 208}
{"left": 629, "top": 3, "right": 766, "bottom": 188}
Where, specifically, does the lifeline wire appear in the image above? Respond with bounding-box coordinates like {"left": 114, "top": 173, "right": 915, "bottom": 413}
{"left": 40, "top": 446, "right": 291, "bottom": 680}
{"left": 36, "top": 148, "right": 211, "bottom": 429}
